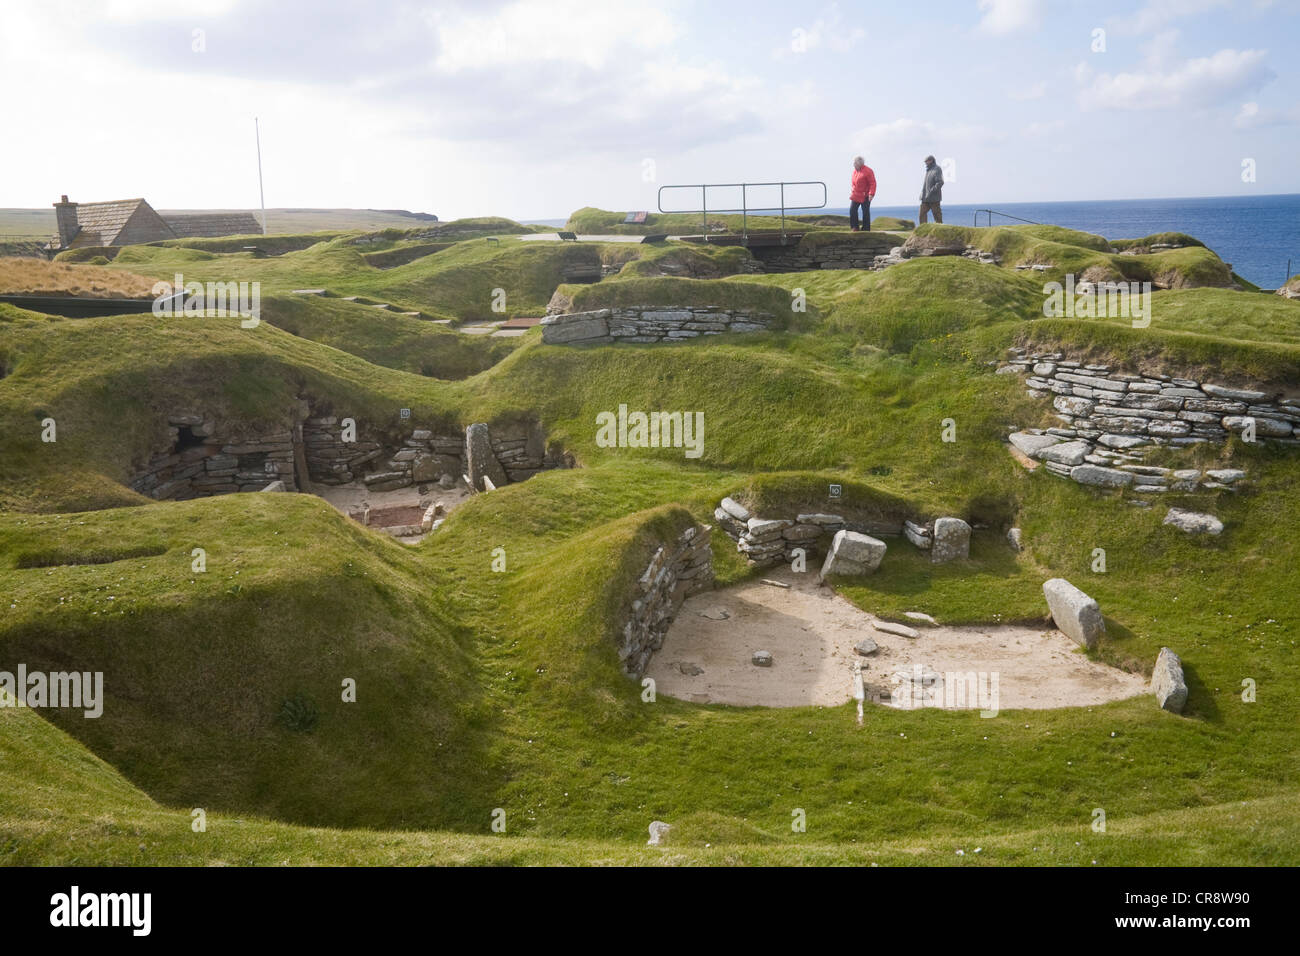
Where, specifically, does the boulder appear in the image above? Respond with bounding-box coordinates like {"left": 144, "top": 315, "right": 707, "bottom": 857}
{"left": 719, "top": 496, "right": 751, "bottom": 522}
{"left": 1007, "top": 527, "right": 1023, "bottom": 551}
{"left": 465, "top": 423, "right": 508, "bottom": 491}
{"left": 1151, "top": 647, "right": 1188, "bottom": 714}
{"left": 1205, "top": 469, "right": 1246, "bottom": 484}
{"left": 539, "top": 309, "right": 610, "bottom": 344}
{"left": 901, "top": 234, "right": 966, "bottom": 257}
{"left": 1163, "top": 508, "right": 1224, "bottom": 535}
{"left": 1042, "top": 578, "right": 1106, "bottom": 650}
{"left": 817, "top": 530, "right": 886, "bottom": 581}
{"left": 411, "top": 452, "right": 439, "bottom": 483}
{"left": 1222, "top": 415, "right": 1292, "bottom": 438}
{"left": 647, "top": 821, "right": 673, "bottom": 846}
{"left": 1069, "top": 464, "right": 1134, "bottom": 488}
{"left": 752, "top": 650, "right": 773, "bottom": 667}
{"left": 1009, "top": 431, "right": 1061, "bottom": 457}
{"left": 930, "top": 517, "right": 971, "bottom": 563}
{"left": 1037, "top": 440, "right": 1091, "bottom": 466}
{"left": 854, "top": 638, "right": 879, "bottom": 656}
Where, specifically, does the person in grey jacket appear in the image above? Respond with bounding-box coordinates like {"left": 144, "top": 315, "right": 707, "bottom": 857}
{"left": 919, "top": 155, "right": 944, "bottom": 224}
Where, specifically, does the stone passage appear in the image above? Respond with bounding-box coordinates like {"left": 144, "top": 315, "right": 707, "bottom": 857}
{"left": 618, "top": 524, "right": 714, "bottom": 678}
{"left": 130, "top": 413, "right": 297, "bottom": 499}
{"left": 541, "top": 306, "right": 775, "bottom": 345}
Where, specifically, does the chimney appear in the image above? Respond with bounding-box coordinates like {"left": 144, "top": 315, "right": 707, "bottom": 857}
{"left": 54, "top": 195, "right": 79, "bottom": 247}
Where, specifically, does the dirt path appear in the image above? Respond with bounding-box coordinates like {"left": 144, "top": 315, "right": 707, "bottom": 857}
{"left": 645, "top": 566, "right": 1147, "bottom": 711}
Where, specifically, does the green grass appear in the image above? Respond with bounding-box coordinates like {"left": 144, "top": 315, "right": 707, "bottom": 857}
{"left": 3, "top": 219, "right": 1300, "bottom": 866}
{"left": 872, "top": 216, "right": 915, "bottom": 231}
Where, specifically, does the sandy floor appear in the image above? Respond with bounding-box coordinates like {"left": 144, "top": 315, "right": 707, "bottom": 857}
{"left": 316, "top": 480, "right": 471, "bottom": 543}
{"left": 645, "top": 566, "right": 1147, "bottom": 712}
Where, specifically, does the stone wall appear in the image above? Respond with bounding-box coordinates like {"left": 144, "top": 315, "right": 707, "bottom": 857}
{"left": 541, "top": 306, "right": 775, "bottom": 345}
{"left": 129, "top": 413, "right": 296, "bottom": 500}
{"left": 131, "top": 409, "right": 572, "bottom": 500}
{"left": 711, "top": 496, "right": 970, "bottom": 568}
{"left": 619, "top": 524, "right": 714, "bottom": 678}
{"left": 999, "top": 346, "right": 1298, "bottom": 495}
{"left": 751, "top": 234, "right": 897, "bottom": 271}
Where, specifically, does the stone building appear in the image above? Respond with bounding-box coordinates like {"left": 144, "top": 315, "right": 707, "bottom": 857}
{"left": 50, "top": 195, "right": 263, "bottom": 250}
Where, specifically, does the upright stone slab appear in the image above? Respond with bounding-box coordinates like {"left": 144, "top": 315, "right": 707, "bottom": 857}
{"left": 930, "top": 517, "right": 971, "bottom": 563}
{"left": 817, "top": 530, "right": 886, "bottom": 581}
{"left": 1042, "top": 578, "right": 1106, "bottom": 650}
{"left": 465, "top": 423, "right": 508, "bottom": 492}
{"left": 1151, "top": 647, "right": 1188, "bottom": 713}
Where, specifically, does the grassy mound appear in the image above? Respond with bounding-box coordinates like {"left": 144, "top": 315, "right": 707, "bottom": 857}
{"left": 0, "top": 257, "right": 160, "bottom": 298}
{"left": 564, "top": 275, "right": 806, "bottom": 327}
{"left": 749, "top": 256, "right": 1042, "bottom": 352}
{"left": 872, "top": 216, "right": 915, "bottom": 231}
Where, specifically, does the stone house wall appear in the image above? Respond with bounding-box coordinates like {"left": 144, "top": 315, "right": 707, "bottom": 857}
{"left": 618, "top": 524, "right": 714, "bottom": 678}
{"left": 541, "top": 306, "right": 775, "bottom": 345}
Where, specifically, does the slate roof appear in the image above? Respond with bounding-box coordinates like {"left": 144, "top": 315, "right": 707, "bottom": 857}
{"left": 162, "top": 213, "right": 264, "bottom": 238}
{"left": 68, "top": 198, "right": 164, "bottom": 247}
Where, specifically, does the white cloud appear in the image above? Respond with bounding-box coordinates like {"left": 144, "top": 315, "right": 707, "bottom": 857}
{"left": 775, "top": 3, "right": 867, "bottom": 58}
{"left": 975, "top": 0, "right": 1044, "bottom": 35}
{"left": 1077, "top": 47, "right": 1274, "bottom": 110}
{"left": 429, "top": 0, "right": 679, "bottom": 72}
{"left": 1111, "top": 0, "right": 1231, "bottom": 35}
{"left": 1234, "top": 100, "right": 1300, "bottom": 128}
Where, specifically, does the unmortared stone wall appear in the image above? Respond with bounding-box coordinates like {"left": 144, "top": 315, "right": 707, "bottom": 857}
{"left": 1000, "top": 346, "right": 1297, "bottom": 495}
{"left": 711, "top": 496, "right": 967, "bottom": 569}
{"left": 540, "top": 306, "right": 775, "bottom": 345}
{"left": 130, "top": 409, "right": 572, "bottom": 500}
{"left": 750, "top": 233, "right": 899, "bottom": 271}
{"left": 129, "top": 413, "right": 298, "bottom": 500}
{"left": 619, "top": 524, "right": 714, "bottom": 678}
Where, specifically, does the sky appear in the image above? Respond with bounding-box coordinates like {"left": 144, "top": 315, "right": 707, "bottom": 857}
{"left": 2, "top": 0, "right": 1298, "bottom": 220}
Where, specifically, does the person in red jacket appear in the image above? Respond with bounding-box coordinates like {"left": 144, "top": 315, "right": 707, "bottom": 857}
{"left": 849, "top": 156, "right": 876, "bottom": 232}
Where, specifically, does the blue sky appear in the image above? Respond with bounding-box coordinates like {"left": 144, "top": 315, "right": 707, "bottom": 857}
{"left": 2, "top": 0, "right": 1297, "bottom": 219}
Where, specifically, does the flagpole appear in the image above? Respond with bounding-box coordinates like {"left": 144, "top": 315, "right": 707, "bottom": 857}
{"left": 255, "top": 117, "right": 267, "bottom": 235}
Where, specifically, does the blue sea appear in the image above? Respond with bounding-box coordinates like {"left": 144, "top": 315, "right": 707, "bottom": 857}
{"left": 833, "top": 194, "right": 1300, "bottom": 289}
{"left": 528, "top": 194, "right": 1299, "bottom": 287}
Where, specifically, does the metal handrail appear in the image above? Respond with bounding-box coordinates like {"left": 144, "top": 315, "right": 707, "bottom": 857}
{"left": 973, "top": 208, "right": 1042, "bottom": 227}
{"left": 657, "top": 181, "right": 827, "bottom": 240}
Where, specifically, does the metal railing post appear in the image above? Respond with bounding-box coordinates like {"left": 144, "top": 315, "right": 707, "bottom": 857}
{"left": 780, "top": 183, "right": 786, "bottom": 240}
{"left": 741, "top": 183, "right": 748, "bottom": 240}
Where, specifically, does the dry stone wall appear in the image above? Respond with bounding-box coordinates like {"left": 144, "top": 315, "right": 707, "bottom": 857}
{"left": 713, "top": 496, "right": 969, "bottom": 568}
{"left": 129, "top": 413, "right": 297, "bottom": 500}
{"left": 619, "top": 524, "right": 714, "bottom": 678}
{"left": 1000, "top": 346, "right": 1297, "bottom": 495}
{"left": 541, "top": 306, "right": 775, "bottom": 345}
{"left": 131, "top": 408, "right": 571, "bottom": 500}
